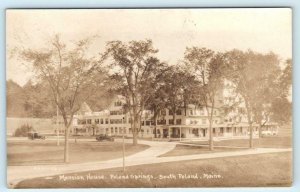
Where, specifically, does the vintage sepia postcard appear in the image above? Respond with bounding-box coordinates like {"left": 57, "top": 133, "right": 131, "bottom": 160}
{"left": 6, "top": 8, "right": 292, "bottom": 188}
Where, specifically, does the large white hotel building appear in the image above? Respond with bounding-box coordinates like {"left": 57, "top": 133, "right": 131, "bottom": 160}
{"left": 54, "top": 80, "right": 278, "bottom": 141}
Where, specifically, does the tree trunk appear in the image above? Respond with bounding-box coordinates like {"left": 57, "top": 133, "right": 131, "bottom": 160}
{"left": 132, "top": 117, "right": 139, "bottom": 145}
{"left": 208, "top": 102, "right": 215, "bottom": 151}
{"left": 172, "top": 108, "right": 176, "bottom": 139}
{"left": 209, "top": 120, "right": 214, "bottom": 151}
{"left": 64, "top": 126, "right": 70, "bottom": 163}
{"left": 257, "top": 115, "right": 263, "bottom": 138}
{"left": 245, "top": 100, "right": 254, "bottom": 148}
{"left": 133, "top": 134, "right": 138, "bottom": 145}
{"left": 173, "top": 111, "right": 176, "bottom": 124}
{"left": 258, "top": 124, "right": 262, "bottom": 138}
{"left": 249, "top": 123, "right": 254, "bottom": 148}
{"left": 154, "top": 113, "right": 157, "bottom": 138}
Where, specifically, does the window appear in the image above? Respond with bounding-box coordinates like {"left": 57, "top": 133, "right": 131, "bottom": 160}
{"left": 190, "top": 110, "right": 193, "bottom": 115}
{"left": 115, "top": 127, "right": 118, "bottom": 133}
{"left": 169, "top": 119, "right": 174, "bottom": 125}
{"left": 95, "top": 119, "right": 99, "bottom": 124}
{"left": 110, "top": 110, "right": 123, "bottom": 115}
{"left": 87, "top": 119, "right": 92, "bottom": 124}
{"left": 78, "top": 119, "right": 86, "bottom": 125}
{"left": 238, "top": 116, "right": 242, "bottom": 122}
{"left": 100, "top": 119, "right": 104, "bottom": 124}
{"left": 157, "top": 119, "right": 166, "bottom": 125}
{"left": 200, "top": 110, "right": 204, "bottom": 115}
{"left": 192, "top": 129, "right": 199, "bottom": 136}
{"left": 114, "top": 101, "right": 122, "bottom": 106}
{"left": 105, "top": 119, "right": 109, "bottom": 124}
{"left": 161, "top": 109, "right": 166, "bottom": 116}
{"left": 111, "top": 127, "right": 114, "bottom": 134}
{"left": 168, "top": 110, "right": 173, "bottom": 116}
{"left": 110, "top": 119, "right": 123, "bottom": 124}
{"left": 176, "top": 110, "right": 182, "bottom": 115}
{"left": 176, "top": 119, "right": 182, "bottom": 125}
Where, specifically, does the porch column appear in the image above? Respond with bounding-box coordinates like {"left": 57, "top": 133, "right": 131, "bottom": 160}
{"left": 180, "top": 127, "right": 182, "bottom": 142}
{"left": 168, "top": 127, "right": 170, "bottom": 140}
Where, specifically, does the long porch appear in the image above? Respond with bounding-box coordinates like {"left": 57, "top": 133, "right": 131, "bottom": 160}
{"left": 153, "top": 124, "right": 278, "bottom": 141}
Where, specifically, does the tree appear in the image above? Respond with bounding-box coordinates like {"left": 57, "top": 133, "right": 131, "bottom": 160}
{"left": 6, "top": 80, "right": 27, "bottom": 117}
{"left": 14, "top": 124, "right": 35, "bottom": 137}
{"left": 225, "top": 50, "right": 281, "bottom": 147}
{"left": 163, "top": 67, "right": 185, "bottom": 129}
{"left": 278, "top": 59, "right": 292, "bottom": 98}
{"left": 20, "top": 35, "right": 107, "bottom": 162}
{"left": 269, "top": 59, "right": 292, "bottom": 124}
{"left": 270, "top": 96, "right": 292, "bottom": 125}
{"left": 106, "top": 39, "right": 165, "bottom": 145}
{"left": 184, "top": 47, "right": 226, "bottom": 150}
{"left": 145, "top": 70, "right": 169, "bottom": 138}
{"left": 249, "top": 53, "right": 282, "bottom": 137}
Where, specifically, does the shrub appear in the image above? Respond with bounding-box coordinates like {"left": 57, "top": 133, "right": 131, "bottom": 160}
{"left": 14, "top": 124, "right": 35, "bottom": 137}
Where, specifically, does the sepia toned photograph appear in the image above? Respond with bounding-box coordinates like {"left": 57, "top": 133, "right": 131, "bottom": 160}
{"left": 6, "top": 8, "right": 292, "bottom": 188}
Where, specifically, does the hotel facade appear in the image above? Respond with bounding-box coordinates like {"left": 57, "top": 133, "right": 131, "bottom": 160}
{"left": 55, "top": 85, "right": 279, "bottom": 141}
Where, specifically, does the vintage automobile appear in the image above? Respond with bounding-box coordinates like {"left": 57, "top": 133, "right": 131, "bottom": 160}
{"left": 96, "top": 134, "right": 114, "bottom": 142}
{"left": 28, "top": 131, "right": 46, "bottom": 140}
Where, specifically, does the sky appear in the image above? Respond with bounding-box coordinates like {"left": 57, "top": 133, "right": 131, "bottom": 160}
{"left": 6, "top": 8, "right": 292, "bottom": 86}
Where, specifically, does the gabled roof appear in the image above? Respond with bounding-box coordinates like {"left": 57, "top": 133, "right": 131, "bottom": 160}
{"left": 77, "top": 102, "right": 92, "bottom": 115}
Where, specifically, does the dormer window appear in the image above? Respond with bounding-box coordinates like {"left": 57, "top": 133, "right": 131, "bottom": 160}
{"left": 114, "top": 101, "right": 122, "bottom": 106}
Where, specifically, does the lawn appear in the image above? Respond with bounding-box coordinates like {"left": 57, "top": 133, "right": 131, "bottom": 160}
{"left": 160, "top": 145, "right": 241, "bottom": 157}
{"left": 184, "top": 136, "right": 292, "bottom": 148}
{"left": 7, "top": 140, "right": 148, "bottom": 165}
{"left": 16, "top": 152, "right": 292, "bottom": 188}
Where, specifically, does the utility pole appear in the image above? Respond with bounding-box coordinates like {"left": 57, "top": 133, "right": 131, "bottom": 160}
{"left": 122, "top": 116, "right": 126, "bottom": 172}
{"left": 150, "top": 120, "right": 153, "bottom": 141}
{"left": 56, "top": 93, "right": 60, "bottom": 146}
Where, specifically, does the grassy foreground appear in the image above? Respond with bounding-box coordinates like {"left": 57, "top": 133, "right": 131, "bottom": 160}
{"left": 16, "top": 152, "right": 292, "bottom": 188}
{"left": 8, "top": 140, "right": 148, "bottom": 165}
{"left": 185, "top": 136, "right": 292, "bottom": 148}
{"left": 160, "top": 145, "right": 240, "bottom": 157}
{"left": 161, "top": 136, "right": 292, "bottom": 157}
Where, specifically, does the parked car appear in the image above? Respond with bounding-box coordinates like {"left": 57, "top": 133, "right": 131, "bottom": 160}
{"left": 28, "top": 132, "right": 46, "bottom": 140}
{"left": 96, "top": 134, "right": 114, "bottom": 142}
